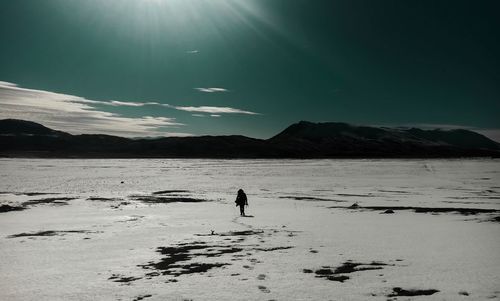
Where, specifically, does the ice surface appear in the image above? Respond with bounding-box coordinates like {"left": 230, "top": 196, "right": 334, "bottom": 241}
{"left": 0, "top": 158, "right": 499, "bottom": 300}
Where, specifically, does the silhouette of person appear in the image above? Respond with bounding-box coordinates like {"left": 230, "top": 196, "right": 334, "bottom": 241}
{"left": 235, "top": 189, "right": 248, "bottom": 216}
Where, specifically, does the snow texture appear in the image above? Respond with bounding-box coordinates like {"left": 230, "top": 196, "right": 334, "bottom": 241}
{"left": 0, "top": 158, "right": 499, "bottom": 300}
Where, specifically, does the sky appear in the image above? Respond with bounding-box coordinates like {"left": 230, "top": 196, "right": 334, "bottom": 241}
{"left": 0, "top": 0, "right": 499, "bottom": 140}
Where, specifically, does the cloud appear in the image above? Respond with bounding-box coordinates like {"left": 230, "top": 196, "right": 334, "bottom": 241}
{"left": 194, "top": 87, "right": 229, "bottom": 93}
{"left": 37, "top": 86, "right": 257, "bottom": 115}
{"left": 186, "top": 50, "right": 199, "bottom": 54}
{"left": 191, "top": 114, "right": 205, "bottom": 117}
{"left": 0, "top": 81, "right": 260, "bottom": 136}
{"left": 0, "top": 81, "right": 185, "bottom": 137}
{"left": 173, "top": 105, "right": 259, "bottom": 115}
{"left": 476, "top": 129, "right": 500, "bottom": 143}
{"left": 77, "top": 99, "right": 161, "bottom": 107}
{"left": 108, "top": 100, "right": 160, "bottom": 107}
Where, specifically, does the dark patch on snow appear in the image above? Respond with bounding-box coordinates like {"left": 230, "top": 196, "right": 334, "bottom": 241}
{"left": 22, "top": 197, "right": 75, "bottom": 206}
{"left": 381, "top": 209, "right": 395, "bottom": 214}
{"left": 348, "top": 202, "right": 360, "bottom": 209}
{"left": 136, "top": 227, "right": 300, "bottom": 282}
{"left": 132, "top": 294, "right": 152, "bottom": 301}
{"left": 489, "top": 216, "right": 500, "bottom": 223}
{"left": 8, "top": 230, "right": 96, "bottom": 238}
{"left": 87, "top": 197, "right": 120, "bottom": 201}
{"left": 307, "top": 261, "right": 392, "bottom": 283}
{"left": 253, "top": 246, "right": 293, "bottom": 252}
{"left": 0, "top": 192, "right": 59, "bottom": 196}
{"left": 152, "top": 190, "right": 190, "bottom": 195}
{"left": 334, "top": 261, "right": 389, "bottom": 274}
{"left": 21, "top": 192, "right": 55, "bottom": 196}
{"left": 258, "top": 285, "right": 270, "bottom": 293}
{"left": 0, "top": 204, "right": 26, "bottom": 213}
{"left": 110, "top": 201, "right": 130, "bottom": 209}
{"left": 279, "top": 196, "right": 346, "bottom": 202}
{"left": 195, "top": 230, "right": 264, "bottom": 237}
{"left": 388, "top": 287, "right": 439, "bottom": 297}
{"left": 170, "top": 262, "right": 229, "bottom": 275}
{"left": 378, "top": 190, "right": 414, "bottom": 194}
{"left": 139, "top": 242, "right": 239, "bottom": 277}
{"left": 326, "top": 275, "right": 350, "bottom": 282}
{"left": 1, "top": 197, "right": 75, "bottom": 212}
{"left": 133, "top": 196, "right": 208, "bottom": 204}
{"left": 331, "top": 205, "right": 500, "bottom": 216}
{"left": 108, "top": 274, "right": 142, "bottom": 284}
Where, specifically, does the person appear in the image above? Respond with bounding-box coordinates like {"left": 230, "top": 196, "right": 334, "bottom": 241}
{"left": 235, "top": 189, "right": 248, "bottom": 216}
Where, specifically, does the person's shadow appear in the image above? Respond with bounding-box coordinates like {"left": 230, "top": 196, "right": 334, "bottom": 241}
{"left": 241, "top": 215, "right": 254, "bottom": 218}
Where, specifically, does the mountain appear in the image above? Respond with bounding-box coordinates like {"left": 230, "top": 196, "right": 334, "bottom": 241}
{"left": 0, "top": 119, "right": 67, "bottom": 136}
{"left": 268, "top": 121, "right": 500, "bottom": 157}
{"left": 0, "top": 119, "right": 498, "bottom": 158}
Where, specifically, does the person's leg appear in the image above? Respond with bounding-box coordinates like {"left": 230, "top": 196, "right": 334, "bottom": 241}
{"left": 240, "top": 205, "right": 244, "bottom": 216}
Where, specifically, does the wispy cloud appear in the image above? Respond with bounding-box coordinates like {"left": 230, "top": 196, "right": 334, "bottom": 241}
{"left": 191, "top": 114, "right": 223, "bottom": 118}
{"left": 476, "top": 129, "right": 500, "bottom": 143}
{"left": 54, "top": 87, "right": 257, "bottom": 115}
{"left": 186, "top": 50, "right": 199, "bottom": 54}
{"left": 173, "top": 106, "right": 259, "bottom": 115}
{"left": 109, "top": 100, "right": 160, "bottom": 107}
{"left": 194, "top": 87, "right": 229, "bottom": 93}
{"left": 0, "top": 81, "right": 184, "bottom": 137}
{"left": 0, "top": 81, "right": 260, "bottom": 136}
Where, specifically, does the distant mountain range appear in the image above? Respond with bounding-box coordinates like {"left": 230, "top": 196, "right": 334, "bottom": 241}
{"left": 0, "top": 119, "right": 499, "bottom": 158}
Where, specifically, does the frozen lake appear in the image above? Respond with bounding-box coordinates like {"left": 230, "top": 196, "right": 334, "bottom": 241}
{"left": 1, "top": 159, "right": 499, "bottom": 300}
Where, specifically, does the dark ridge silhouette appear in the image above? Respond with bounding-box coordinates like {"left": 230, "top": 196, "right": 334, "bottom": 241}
{"left": 0, "top": 119, "right": 499, "bottom": 158}
{"left": 0, "top": 119, "right": 66, "bottom": 136}
{"left": 268, "top": 121, "right": 499, "bottom": 157}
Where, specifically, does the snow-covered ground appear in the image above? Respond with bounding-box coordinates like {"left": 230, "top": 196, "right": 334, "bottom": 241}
{"left": 0, "top": 159, "right": 499, "bottom": 301}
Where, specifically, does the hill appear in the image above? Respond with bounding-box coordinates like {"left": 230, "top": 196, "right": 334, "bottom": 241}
{"left": 0, "top": 119, "right": 498, "bottom": 158}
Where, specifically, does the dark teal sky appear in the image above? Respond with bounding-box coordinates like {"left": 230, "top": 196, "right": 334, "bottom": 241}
{"left": 1, "top": 0, "right": 499, "bottom": 138}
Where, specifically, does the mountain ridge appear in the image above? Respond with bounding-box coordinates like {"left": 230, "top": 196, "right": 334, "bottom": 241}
{"left": 0, "top": 119, "right": 498, "bottom": 158}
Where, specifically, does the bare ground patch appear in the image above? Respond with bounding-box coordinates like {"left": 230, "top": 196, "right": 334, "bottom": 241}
{"left": 279, "top": 196, "right": 347, "bottom": 202}
{"left": 152, "top": 190, "right": 190, "bottom": 195}
{"left": 387, "top": 287, "right": 439, "bottom": 297}
{"left": 22, "top": 197, "right": 76, "bottom": 207}
{"left": 131, "top": 195, "right": 209, "bottom": 204}
{"left": 129, "top": 227, "right": 296, "bottom": 283}
{"left": 7, "top": 230, "right": 99, "bottom": 238}
{"left": 331, "top": 204, "right": 500, "bottom": 218}
{"left": 305, "top": 260, "right": 394, "bottom": 283}
{"left": 0, "top": 204, "right": 26, "bottom": 213}
{"left": 138, "top": 242, "right": 237, "bottom": 277}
